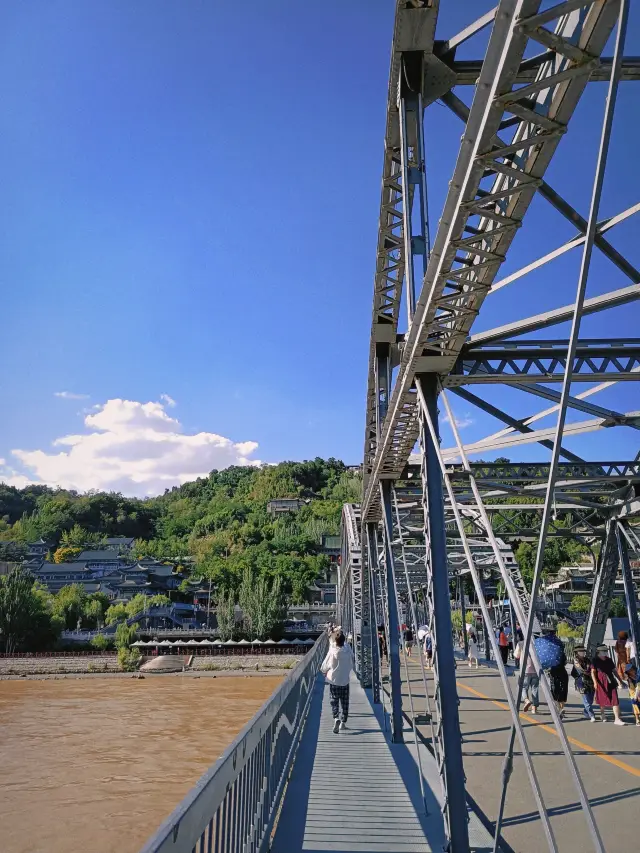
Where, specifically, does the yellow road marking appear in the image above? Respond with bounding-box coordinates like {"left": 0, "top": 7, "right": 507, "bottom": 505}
{"left": 456, "top": 679, "right": 640, "bottom": 779}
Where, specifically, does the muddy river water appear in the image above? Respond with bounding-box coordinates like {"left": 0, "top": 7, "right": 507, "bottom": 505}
{"left": 0, "top": 675, "right": 282, "bottom": 853}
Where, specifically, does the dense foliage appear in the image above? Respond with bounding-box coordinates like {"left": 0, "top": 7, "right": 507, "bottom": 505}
{"left": 0, "top": 458, "right": 361, "bottom": 610}
{"left": 0, "top": 569, "right": 63, "bottom": 653}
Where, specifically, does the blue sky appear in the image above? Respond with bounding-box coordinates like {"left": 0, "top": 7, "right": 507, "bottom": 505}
{"left": 1, "top": 1, "right": 638, "bottom": 495}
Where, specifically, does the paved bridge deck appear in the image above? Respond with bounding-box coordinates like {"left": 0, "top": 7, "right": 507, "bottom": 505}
{"left": 271, "top": 672, "right": 492, "bottom": 853}
{"left": 270, "top": 654, "right": 640, "bottom": 852}
{"left": 406, "top": 655, "right": 640, "bottom": 853}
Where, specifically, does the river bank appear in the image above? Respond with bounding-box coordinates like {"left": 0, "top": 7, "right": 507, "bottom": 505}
{"left": 0, "top": 653, "right": 303, "bottom": 679}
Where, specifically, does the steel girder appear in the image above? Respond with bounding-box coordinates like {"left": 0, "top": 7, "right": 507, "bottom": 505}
{"left": 363, "top": 0, "right": 623, "bottom": 521}
{"left": 446, "top": 339, "right": 640, "bottom": 386}
{"left": 448, "top": 56, "right": 640, "bottom": 85}
{"left": 363, "top": 1, "right": 444, "bottom": 488}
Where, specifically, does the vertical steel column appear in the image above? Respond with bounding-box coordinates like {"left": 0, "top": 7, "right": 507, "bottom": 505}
{"left": 366, "top": 523, "right": 382, "bottom": 704}
{"left": 380, "top": 481, "right": 404, "bottom": 743}
{"left": 356, "top": 515, "right": 373, "bottom": 690}
{"left": 419, "top": 374, "right": 470, "bottom": 853}
{"left": 618, "top": 524, "right": 640, "bottom": 666}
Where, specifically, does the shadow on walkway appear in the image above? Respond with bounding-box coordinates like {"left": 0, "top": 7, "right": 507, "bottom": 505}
{"left": 271, "top": 673, "right": 448, "bottom": 853}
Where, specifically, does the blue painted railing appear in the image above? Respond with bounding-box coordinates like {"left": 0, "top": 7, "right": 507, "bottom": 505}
{"left": 138, "top": 633, "right": 328, "bottom": 853}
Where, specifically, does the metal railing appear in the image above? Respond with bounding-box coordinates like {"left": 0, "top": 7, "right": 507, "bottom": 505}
{"left": 139, "top": 633, "right": 328, "bottom": 853}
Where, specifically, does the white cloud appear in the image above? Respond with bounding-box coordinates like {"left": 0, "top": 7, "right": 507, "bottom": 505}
{"left": 6, "top": 397, "right": 261, "bottom": 496}
{"left": 443, "top": 412, "right": 475, "bottom": 430}
{"left": 160, "top": 393, "right": 177, "bottom": 408}
{"left": 54, "top": 391, "right": 90, "bottom": 400}
{"left": 0, "top": 460, "right": 34, "bottom": 489}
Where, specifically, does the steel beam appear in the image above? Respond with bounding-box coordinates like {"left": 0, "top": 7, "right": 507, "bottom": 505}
{"left": 449, "top": 55, "right": 640, "bottom": 85}
{"left": 380, "top": 481, "right": 404, "bottom": 743}
{"left": 440, "top": 90, "right": 640, "bottom": 288}
{"left": 446, "top": 340, "right": 640, "bottom": 385}
{"left": 418, "top": 374, "right": 469, "bottom": 853}
{"left": 473, "top": 284, "right": 640, "bottom": 344}
{"left": 366, "top": 523, "right": 382, "bottom": 704}
{"left": 450, "top": 386, "right": 584, "bottom": 462}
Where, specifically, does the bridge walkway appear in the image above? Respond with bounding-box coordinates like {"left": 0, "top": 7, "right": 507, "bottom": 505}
{"left": 271, "top": 671, "right": 492, "bottom": 853}
{"left": 403, "top": 656, "right": 640, "bottom": 853}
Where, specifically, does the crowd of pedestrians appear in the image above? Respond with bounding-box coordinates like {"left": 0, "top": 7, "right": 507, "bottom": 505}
{"left": 327, "top": 618, "right": 640, "bottom": 726}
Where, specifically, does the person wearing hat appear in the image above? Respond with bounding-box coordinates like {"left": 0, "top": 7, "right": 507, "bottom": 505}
{"left": 591, "top": 645, "right": 626, "bottom": 724}
{"left": 571, "top": 646, "right": 596, "bottom": 722}
{"left": 625, "top": 662, "right": 640, "bottom": 727}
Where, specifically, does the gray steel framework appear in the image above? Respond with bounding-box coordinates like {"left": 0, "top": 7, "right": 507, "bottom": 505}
{"left": 339, "top": 2, "right": 639, "bottom": 851}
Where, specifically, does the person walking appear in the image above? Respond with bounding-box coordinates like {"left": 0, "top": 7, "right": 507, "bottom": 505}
{"left": 468, "top": 629, "right": 479, "bottom": 669}
{"left": 549, "top": 648, "right": 569, "bottom": 719}
{"left": 403, "top": 626, "right": 414, "bottom": 658}
{"left": 515, "top": 640, "right": 539, "bottom": 714}
{"left": 571, "top": 646, "right": 596, "bottom": 722}
{"left": 378, "top": 625, "right": 387, "bottom": 661}
{"left": 321, "top": 630, "right": 354, "bottom": 733}
{"left": 592, "top": 645, "right": 626, "bottom": 725}
{"left": 424, "top": 633, "right": 433, "bottom": 670}
{"left": 625, "top": 662, "right": 640, "bottom": 727}
{"left": 498, "top": 625, "right": 510, "bottom": 666}
{"left": 615, "top": 631, "right": 632, "bottom": 684}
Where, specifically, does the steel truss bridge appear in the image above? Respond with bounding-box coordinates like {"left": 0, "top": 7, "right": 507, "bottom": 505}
{"left": 336, "top": 1, "right": 640, "bottom": 851}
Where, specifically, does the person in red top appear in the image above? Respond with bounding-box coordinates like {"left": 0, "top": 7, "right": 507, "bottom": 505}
{"left": 498, "top": 626, "right": 510, "bottom": 665}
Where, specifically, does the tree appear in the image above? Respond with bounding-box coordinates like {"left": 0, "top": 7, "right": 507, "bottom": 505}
{"left": 514, "top": 537, "right": 589, "bottom": 590}
{"left": 105, "top": 603, "right": 128, "bottom": 625}
{"left": 114, "top": 622, "right": 140, "bottom": 671}
{"left": 60, "top": 524, "right": 102, "bottom": 549}
{"left": 91, "top": 634, "right": 111, "bottom": 650}
{"left": 609, "top": 598, "right": 627, "bottom": 618}
{"left": 117, "top": 646, "right": 141, "bottom": 671}
{"left": 53, "top": 546, "right": 82, "bottom": 564}
{"left": 216, "top": 588, "right": 237, "bottom": 641}
{"left": 83, "top": 598, "right": 104, "bottom": 629}
{"left": 52, "top": 584, "right": 87, "bottom": 630}
{"left": 0, "top": 541, "right": 28, "bottom": 562}
{"left": 239, "top": 568, "right": 284, "bottom": 639}
{"left": 569, "top": 594, "right": 592, "bottom": 615}
{"left": 115, "top": 622, "right": 138, "bottom": 649}
{"left": 89, "top": 591, "right": 111, "bottom": 614}
{"left": 148, "top": 594, "right": 171, "bottom": 608}
{"left": 557, "top": 621, "right": 583, "bottom": 639}
{"left": 125, "top": 594, "right": 149, "bottom": 619}
{"left": 0, "top": 569, "right": 61, "bottom": 653}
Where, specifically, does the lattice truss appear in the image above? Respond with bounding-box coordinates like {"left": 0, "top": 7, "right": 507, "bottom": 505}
{"left": 341, "top": 2, "right": 640, "bottom": 852}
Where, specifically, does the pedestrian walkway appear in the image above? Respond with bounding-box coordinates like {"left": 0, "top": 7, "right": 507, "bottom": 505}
{"left": 271, "top": 671, "right": 447, "bottom": 853}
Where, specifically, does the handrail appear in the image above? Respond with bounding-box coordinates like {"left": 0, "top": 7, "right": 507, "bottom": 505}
{"left": 139, "top": 633, "right": 328, "bottom": 853}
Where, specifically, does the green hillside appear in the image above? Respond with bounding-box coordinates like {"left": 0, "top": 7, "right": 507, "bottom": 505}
{"left": 0, "top": 458, "right": 361, "bottom": 600}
